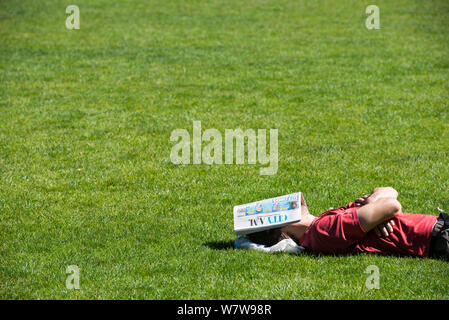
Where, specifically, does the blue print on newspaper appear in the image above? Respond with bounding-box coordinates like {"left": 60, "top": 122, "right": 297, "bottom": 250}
{"left": 242, "top": 193, "right": 300, "bottom": 216}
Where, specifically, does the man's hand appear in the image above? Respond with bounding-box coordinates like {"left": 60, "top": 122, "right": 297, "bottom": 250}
{"left": 374, "top": 219, "right": 395, "bottom": 237}
{"left": 354, "top": 195, "right": 370, "bottom": 206}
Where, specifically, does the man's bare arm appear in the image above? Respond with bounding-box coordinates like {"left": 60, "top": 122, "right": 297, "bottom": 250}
{"left": 301, "top": 204, "right": 310, "bottom": 216}
{"left": 357, "top": 197, "right": 402, "bottom": 233}
{"left": 353, "top": 187, "right": 401, "bottom": 234}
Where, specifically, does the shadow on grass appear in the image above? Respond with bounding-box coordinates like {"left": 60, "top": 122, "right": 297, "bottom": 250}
{"left": 204, "top": 240, "right": 235, "bottom": 250}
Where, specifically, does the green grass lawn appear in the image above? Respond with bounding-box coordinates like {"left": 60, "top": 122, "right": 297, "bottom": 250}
{"left": 1, "top": 0, "right": 448, "bottom": 299}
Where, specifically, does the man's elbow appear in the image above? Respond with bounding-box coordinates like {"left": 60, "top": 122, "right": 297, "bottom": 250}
{"left": 373, "top": 186, "right": 399, "bottom": 198}
{"left": 381, "top": 198, "right": 402, "bottom": 218}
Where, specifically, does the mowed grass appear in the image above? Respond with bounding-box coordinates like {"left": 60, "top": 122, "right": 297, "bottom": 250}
{"left": 1, "top": 0, "right": 449, "bottom": 299}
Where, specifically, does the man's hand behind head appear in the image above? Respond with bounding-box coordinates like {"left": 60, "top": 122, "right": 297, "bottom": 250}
{"left": 355, "top": 195, "right": 370, "bottom": 206}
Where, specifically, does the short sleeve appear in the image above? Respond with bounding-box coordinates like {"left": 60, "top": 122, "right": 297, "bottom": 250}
{"left": 301, "top": 207, "right": 367, "bottom": 254}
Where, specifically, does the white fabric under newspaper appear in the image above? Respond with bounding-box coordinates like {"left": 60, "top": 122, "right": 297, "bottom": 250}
{"left": 234, "top": 237, "right": 305, "bottom": 255}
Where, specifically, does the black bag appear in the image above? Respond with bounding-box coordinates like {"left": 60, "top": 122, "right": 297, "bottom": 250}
{"left": 429, "top": 213, "right": 449, "bottom": 261}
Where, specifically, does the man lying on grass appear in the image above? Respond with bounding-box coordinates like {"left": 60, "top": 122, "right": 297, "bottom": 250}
{"left": 248, "top": 187, "right": 449, "bottom": 260}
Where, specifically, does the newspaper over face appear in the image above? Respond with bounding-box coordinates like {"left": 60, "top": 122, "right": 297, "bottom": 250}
{"left": 233, "top": 192, "right": 305, "bottom": 235}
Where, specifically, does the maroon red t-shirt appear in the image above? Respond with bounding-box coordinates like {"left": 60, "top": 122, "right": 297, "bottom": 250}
{"left": 299, "top": 202, "right": 438, "bottom": 257}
